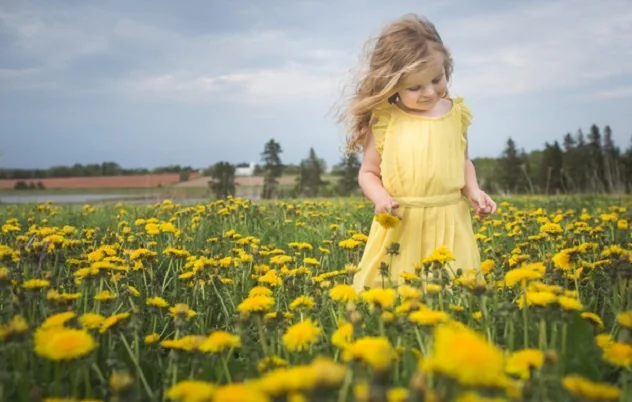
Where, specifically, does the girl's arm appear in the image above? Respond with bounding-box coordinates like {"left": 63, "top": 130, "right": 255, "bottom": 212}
{"left": 358, "top": 129, "right": 400, "bottom": 216}
{"left": 462, "top": 142, "right": 497, "bottom": 216}
{"left": 461, "top": 144, "right": 481, "bottom": 197}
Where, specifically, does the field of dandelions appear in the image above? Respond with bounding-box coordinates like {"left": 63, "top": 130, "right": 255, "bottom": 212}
{"left": 1, "top": 196, "right": 631, "bottom": 402}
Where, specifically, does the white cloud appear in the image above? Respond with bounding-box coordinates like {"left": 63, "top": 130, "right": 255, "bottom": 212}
{"left": 0, "top": 5, "right": 110, "bottom": 70}
{"left": 123, "top": 65, "right": 341, "bottom": 105}
{"left": 442, "top": 0, "right": 632, "bottom": 98}
{"left": 591, "top": 86, "right": 632, "bottom": 100}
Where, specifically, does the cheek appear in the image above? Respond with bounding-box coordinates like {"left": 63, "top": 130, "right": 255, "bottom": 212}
{"left": 399, "top": 92, "right": 418, "bottom": 105}
{"left": 436, "top": 79, "right": 448, "bottom": 94}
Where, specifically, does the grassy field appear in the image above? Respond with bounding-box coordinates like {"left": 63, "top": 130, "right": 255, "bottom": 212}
{"left": 0, "top": 195, "right": 631, "bottom": 401}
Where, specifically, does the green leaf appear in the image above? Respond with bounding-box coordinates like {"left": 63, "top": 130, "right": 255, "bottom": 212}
{"left": 561, "top": 313, "right": 604, "bottom": 381}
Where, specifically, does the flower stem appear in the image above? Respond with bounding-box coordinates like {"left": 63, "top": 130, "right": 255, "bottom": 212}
{"left": 120, "top": 334, "right": 154, "bottom": 399}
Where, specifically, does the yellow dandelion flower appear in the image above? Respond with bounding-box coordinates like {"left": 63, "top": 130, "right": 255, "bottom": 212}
{"left": 34, "top": 327, "right": 96, "bottom": 361}
{"left": 146, "top": 296, "right": 169, "bottom": 308}
{"left": 22, "top": 279, "right": 50, "bottom": 289}
{"left": 505, "top": 348, "right": 544, "bottom": 380}
{"left": 99, "top": 312, "right": 130, "bottom": 333}
{"left": 562, "top": 374, "right": 620, "bottom": 401}
{"left": 238, "top": 295, "right": 275, "bottom": 315}
{"left": 145, "top": 333, "right": 160, "bottom": 344}
{"left": 282, "top": 319, "right": 322, "bottom": 352}
{"left": 361, "top": 288, "right": 396, "bottom": 310}
{"left": 165, "top": 380, "right": 215, "bottom": 402}
{"left": 408, "top": 310, "right": 450, "bottom": 326}
{"left": 420, "top": 323, "right": 509, "bottom": 389}
{"left": 41, "top": 312, "right": 76, "bottom": 329}
{"left": 375, "top": 213, "right": 401, "bottom": 229}
{"left": 212, "top": 383, "right": 271, "bottom": 402}
{"left": 580, "top": 312, "right": 605, "bottom": 331}
{"left": 289, "top": 296, "right": 315, "bottom": 311}
{"left": 329, "top": 284, "right": 358, "bottom": 303}
{"left": 331, "top": 322, "right": 353, "bottom": 349}
{"left": 199, "top": 331, "right": 241, "bottom": 353}
{"left": 504, "top": 267, "right": 542, "bottom": 288}
{"left": 343, "top": 336, "right": 394, "bottom": 372}
{"left": 616, "top": 310, "right": 632, "bottom": 330}
{"left": 169, "top": 304, "right": 197, "bottom": 320}
{"left": 602, "top": 341, "right": 632, "bottom": 367}
{"left": 557, "top": 296, "right": 584, "bottom": 311}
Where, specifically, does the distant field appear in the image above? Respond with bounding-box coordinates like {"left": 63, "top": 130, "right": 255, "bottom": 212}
{"left": 0, "top": 174, "right": 341, "bottom": 203}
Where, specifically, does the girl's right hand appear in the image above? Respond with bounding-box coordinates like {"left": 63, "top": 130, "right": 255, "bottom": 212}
{"left": 374, "top": 195, "right": 401, "bottom": 218}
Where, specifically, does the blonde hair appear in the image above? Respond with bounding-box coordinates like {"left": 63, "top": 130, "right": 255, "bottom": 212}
{"left": 337, "top": 14, "right": 453, "bottom": 154}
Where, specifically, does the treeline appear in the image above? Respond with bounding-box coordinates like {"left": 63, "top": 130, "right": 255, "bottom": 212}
{"left": 208, "top": 139, "right": 361, "bottom": 199}
{"left": 474, "top": 124, "right": 632, "bottom": 195}
{"left": 0, "top": 162, "right": 196, "bottom": 180}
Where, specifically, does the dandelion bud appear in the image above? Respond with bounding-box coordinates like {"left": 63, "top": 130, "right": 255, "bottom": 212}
{"left": 544, "top": 350, "right": 559, "bottom": 365}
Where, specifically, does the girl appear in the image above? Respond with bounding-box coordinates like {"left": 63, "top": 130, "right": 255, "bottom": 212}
{"left": 338, "top": 14, "right": 497, "bottom": 292}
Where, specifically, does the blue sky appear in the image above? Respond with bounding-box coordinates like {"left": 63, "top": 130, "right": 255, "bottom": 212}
{"left": 1, "top": 0, "right": 631, "bottom": 170}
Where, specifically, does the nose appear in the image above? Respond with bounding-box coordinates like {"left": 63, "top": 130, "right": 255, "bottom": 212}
{"left": 421, "top": 87, "right": 435, "bottom": 97}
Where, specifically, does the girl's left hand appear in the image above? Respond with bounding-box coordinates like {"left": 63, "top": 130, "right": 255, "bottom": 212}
{"left": 467, "top": 189, "right": 497, "bottom": 218}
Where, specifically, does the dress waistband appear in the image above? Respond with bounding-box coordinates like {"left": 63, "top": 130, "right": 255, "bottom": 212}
{"left": 394, "top": 192, "right": 463, "bottom": 208}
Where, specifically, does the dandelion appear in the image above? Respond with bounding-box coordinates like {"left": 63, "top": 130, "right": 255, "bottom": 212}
{"left": 22, "top": 279, "right": 50, "bottom": 289}
{"left": 505, "top": 349, "right": 544, "bottom": 380}
{"left": 409, "top": 310, "right": 450, "bottom": 326}
{"left": 282, "top": 319, "right": 322, "bottom": 352}
{"left": 562, "top": 374, "right": 620, "bottom": 400}
{"left": 420, "top": 323, "right": 510, "bottom": 389}
{"left": 361, "top": 288, "right": 396, "bottom": 310}
{"left": 331, "top": 322, "right": 353, "bottom": 349}
{"left": 289, "top": 296, "right": 315, "bottom": 311}
{"left": 375, "top": 213, "right": 400, "bottom": 229}
{"left": 238, "top": 295, "right": 275, "bottom": 315}
{"left": 165, "top": 380, "right": 215, "bottom": 402}
{"left": 616, "top": 310, "right": 632, "bottom": 330}
{"left": 34, "top": 327, "right": 96, "bottom": 361}
{"left": 199, "top": 331, "right": 241, "bottom": 353}
{"left": 329, "top": 284, "right": 358, "bottom": 303}
{"left": 343, "top": 336, "right": 394, "bottom": 372}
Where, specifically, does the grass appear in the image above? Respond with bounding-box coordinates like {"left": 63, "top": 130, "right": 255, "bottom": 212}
{"left": 0, "top": 194, "right": 630, "bottom": 401}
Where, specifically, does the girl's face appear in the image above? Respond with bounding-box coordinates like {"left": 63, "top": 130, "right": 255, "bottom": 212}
{"left": 397, "top": 53, "right": 448, "bottom": 111}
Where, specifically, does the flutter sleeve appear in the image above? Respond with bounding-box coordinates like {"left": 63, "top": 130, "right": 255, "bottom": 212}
{"left": 370, "top": 102, "right": 392, "bottom": 154}
{"left": 454, "top": 96, "right": 473, "bottom": 135}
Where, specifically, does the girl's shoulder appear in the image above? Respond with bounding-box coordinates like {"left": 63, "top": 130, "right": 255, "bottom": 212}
{"left": 452, "top": 96, "right": 473, "bottom": 132}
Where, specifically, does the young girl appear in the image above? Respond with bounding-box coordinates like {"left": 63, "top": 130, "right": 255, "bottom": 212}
{"left": 338, "top": 14, "right": 497, "bottom": 292}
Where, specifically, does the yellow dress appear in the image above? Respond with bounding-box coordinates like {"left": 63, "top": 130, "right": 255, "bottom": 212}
{"left": 352, "top": 96, "right": 482, "bottom": 292}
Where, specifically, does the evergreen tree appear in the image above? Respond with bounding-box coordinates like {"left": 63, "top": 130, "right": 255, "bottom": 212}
{"left": 602, "top": 125, "right": 622, "bottom": 192}
{"left": 538, "top": 141, "right": 564, "bottom": 194}
{"left": 498, "top": 138, "right": 527, "bottom": 194}
{"left": 587, "top": 124, "right": 605, "bottom": 192}
{"left": 296, "top": 147, "right": 326, "bottom": 198}
{"left": 335, "top": 153, "right": 361, "bottom": 196}
{"left": 260, "top": 139, "right": 284, "bottom": 199}
{"left": 209, "top": 162, "right": 236, "bottom": 199}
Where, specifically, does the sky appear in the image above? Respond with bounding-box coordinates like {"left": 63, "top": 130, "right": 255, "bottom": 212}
{"left": 1, "top": 0, "right": 631, "bottom": 171}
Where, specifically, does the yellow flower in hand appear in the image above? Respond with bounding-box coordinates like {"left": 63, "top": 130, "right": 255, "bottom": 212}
{"left": 375, "top": 212, "right": 401, "bottom": 229}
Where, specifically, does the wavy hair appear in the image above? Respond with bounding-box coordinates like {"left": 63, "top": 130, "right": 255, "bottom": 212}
{"left": 336, "top": 14, "right": 453, "bottom": 154}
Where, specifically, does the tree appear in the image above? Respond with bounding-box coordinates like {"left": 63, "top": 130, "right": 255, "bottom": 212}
{"left": 586, "top": 124, "right": 605, "bottom": 192}
{"left": 538, "top": 141, "right": 564, "bottom": 194}
{"left": 335, "top": 153, "right": 361, "bottom": 196}
{"left": 296, "top": 147, "right": 326, "bottom": 197}
{"left": 602, "top": 125, "right": 622, "bottom": 192}
{"left": 209, "top": 162, "right": 236, "bottom": 199}
{"left": 260, "top": 139, "right": 284, "bottom": 199}
{"left": 498, "top": 138, "right": 529, "bottom": 194}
